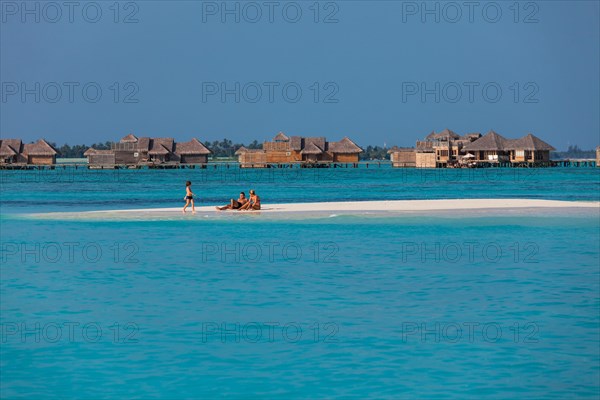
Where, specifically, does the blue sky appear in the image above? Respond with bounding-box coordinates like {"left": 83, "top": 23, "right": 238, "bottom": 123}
{"left": 1, "top": 0, "right": 599, "bottom": 149}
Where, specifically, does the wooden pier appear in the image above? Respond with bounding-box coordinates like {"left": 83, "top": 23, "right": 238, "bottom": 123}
{"left": 0, "top": 159, "right": 596, "bottom": 171}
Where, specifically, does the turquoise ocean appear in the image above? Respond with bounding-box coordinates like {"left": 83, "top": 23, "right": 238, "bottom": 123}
{"left": 1, "top": 165, "right": 599, "bottom": 398}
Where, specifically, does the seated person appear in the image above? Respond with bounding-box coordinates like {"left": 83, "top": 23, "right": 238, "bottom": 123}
{"left": 239, "top": 190, "right": 260, "bottom": 211}
{"left": 216, "top": 192, "right": 248, "bottom": 210}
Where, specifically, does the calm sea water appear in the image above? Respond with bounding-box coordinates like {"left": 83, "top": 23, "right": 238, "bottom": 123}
{"left": 1, "top": 166, "right": 599, "bottom": 398}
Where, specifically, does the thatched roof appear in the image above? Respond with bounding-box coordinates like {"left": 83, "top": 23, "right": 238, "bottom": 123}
{"left": 235, "top": 146, "right": 248, "bottom": 155}
{"left": 1, "top": 138, "right": 58, "bottom": 157}
{"left": 0, "top": 139, "right": 21, "bottom": 156}
{"left": 278, "top": 135, "right": 361, "bottom": 153}
{"left": 425, "top": 131, "right": 437, "bottom": 140}
{"left": 121, "top": 134, "right": 138, "bottom": 143}
{"left": 0, "top": 139, "right": 22, "bottom": 150}
{"left": 290, "top": 136, "right": 326, "bottom": 151}
{"left": 463, "top": 131, "right": 509, "bottom": 151}
{"left": 328, "top": 137, "right": 363, "bottom": 154}
{"left": 23, "top": 139, "right": 58, "bottom": 156}
{"left": 175, "top": 138, "right": 211, "bottom": 155}
{"left": 436, "top": 128, "right": 460, "bottom": 140}
{"left": 0, "top": 147, "right": 17, "bottom": 156}
{"left": 300, "top": 142, "right": 324, "bottom": 154}
{"left": 148, "top": 144, "right": 171, "bottom": 155}
{"left": 461, "top": 133, "right": 481, "bottom": 141}
{"left": 290, "top": 136, "right": 303, "bottom": 151}
{"left": 85, "top": 148, "right": 113, "bottom": 156}
{"left": 273, "top": 132, "right": 289, "bottom": 141}
{"left": 305, "top": 137, "right": 326, "bottom": 150}
{"left": 152, "top": 138, "right": 174, "bottom": 152}
{"left": 424, "top": 129, "right": 460, "bottom": 141}
{"left": 235, "top": 146, "right": 263, "bottom": 155}
{"left": 137, "top": 137, "right": 151, "bottom": 151}
{"left": 507, "top": 134, "right": 555, "bottom": 151}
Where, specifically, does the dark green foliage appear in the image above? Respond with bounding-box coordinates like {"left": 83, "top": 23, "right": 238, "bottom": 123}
{"left": 207, "top": 139, "right": 263, "bottom": 158}
{"left": 51, "top": 141, "right": 114, "bottom": 157}
{"left": 360, "top": 145, "right": 390, "bottom": 161}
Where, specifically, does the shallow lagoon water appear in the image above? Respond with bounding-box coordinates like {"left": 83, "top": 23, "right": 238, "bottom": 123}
{"left": 1, "top": 165, "right": 599, "bottom": 213}
{"left": 1, "top": 167, "right": 599, "bottom": 398}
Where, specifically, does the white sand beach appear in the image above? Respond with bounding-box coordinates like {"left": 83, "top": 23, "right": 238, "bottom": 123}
{"left": 25, "top": 199, "right": 600, "bottom": 220}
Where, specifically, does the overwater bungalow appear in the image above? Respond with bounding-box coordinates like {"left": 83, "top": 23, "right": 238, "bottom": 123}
{"left": 235, "top": 146, "right": 268, "bottom": 168}
{"left": 389, "top": 129, "right": 481, "bottom": 168}
{"left": 462, "top": 130, "right": 511, "bottom": 163}
{"left": 84, "top": 134, "right": 211, "bottom": 167}
{"left": 507, "top": 133, "right": 555, "bottom": 163}
{"left": 175, "top": 138, "right": 213, "bottom": 164}
{"left": 328, "top": 137, "right": 364, "bottom": 162}
{"left": 236, "top": 132, "right": 363, "bottom": 167}
{"left": 388, "top": 146, "right": 416, "bottom": 167}
{"left": 0, "top": 139, "right": 24, "bottom": 164}
{"left": 424, "top": 129, "right": 482, "bottom": 166}
{"left": 0, "top": 139, "right": 58, "bottom": 165}
{"left": 389, "top": 129, "right": 556, "bottom": 168}
{"left": 83, "top": 148, "right": 115, "bottom": 167}
{"left": 463, "top": 131, "right": 555, "bottom": 165}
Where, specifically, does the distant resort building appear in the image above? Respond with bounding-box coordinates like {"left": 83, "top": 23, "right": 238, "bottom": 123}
{"left": 236, "top": 132, "right": 363, "bottom": 167}
{"left": 463, "top": 131, "right": 555, "bottom": 164}
{"left": 389, "top": 129, "right": 556, "bottom": 168}
{"left": 84, "top": 134, "right": 211, "bottom": 167}
{"left": 0, "top": 139, "right": 58, "bottom": 165}
{"left": 387, "top": 147, "right": 418, "bottom": 168}
{"left": 388, "top": 129, "right": 481, "bottom": 168}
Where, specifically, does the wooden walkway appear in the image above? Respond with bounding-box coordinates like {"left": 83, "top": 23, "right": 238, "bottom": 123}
{"left": 0, "top": 162, "right": 377, "bottom": 170}
{"left": 0, "top": 160, "right": 596, "bottom": 170}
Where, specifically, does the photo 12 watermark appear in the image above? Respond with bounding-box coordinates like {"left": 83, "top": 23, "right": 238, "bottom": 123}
{"left": 196, "top": 167, "right": 329, "bottom": 184}
{"left": 1, "top": 81, "right": 140, "bottom": 104}
{"left": 0, "top": 168, "right": 136, "bottom": 184}
{"left": 200, "top": 1, "right": 340, "bottom": 24}
{"left": 392, "top": 167, "right": 542, "bottom": 184}
{"left": 0, "top": 241, "right": 140, "bottom": 265}
{"left": 400, "top": 321, "right": 540, "bottom": 343}
{"left": 1, "top": 1, "right": 140, "bottom": 24}
{"left": 398, "top": 241, "right": 539, "bottom": 264}
{"left": 200, "top": 321, "right": 339, "bottom": 343}
{"left": 199, "top": 241, "right": 339, "bottom": 264}
{"left": 201, "top": 81, "right": 339, "bottom": 104}
{"left": 1, "top": 321, "right": 139, "bottom": 344}
{"left": 400, "top": 2, "right": 540, "bottom": 24}
{"left": 401, "top": 81, "right": 540, "bottom": 104}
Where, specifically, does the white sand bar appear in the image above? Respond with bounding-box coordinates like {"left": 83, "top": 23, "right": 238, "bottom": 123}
{"left": 25, "top": 199, "right": 600, "bottom": 221}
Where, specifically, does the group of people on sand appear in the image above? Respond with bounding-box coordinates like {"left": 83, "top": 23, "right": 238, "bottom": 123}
{"left": 182, "top": 181, "right": 261, "bottom": 213}
{"left": 215, "top": 190, "right": 261, "bottom": 211}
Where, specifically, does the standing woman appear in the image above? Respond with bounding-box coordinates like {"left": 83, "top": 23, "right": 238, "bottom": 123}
{"left": 183, "top": 181, "right": 196, "bottom": 214}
